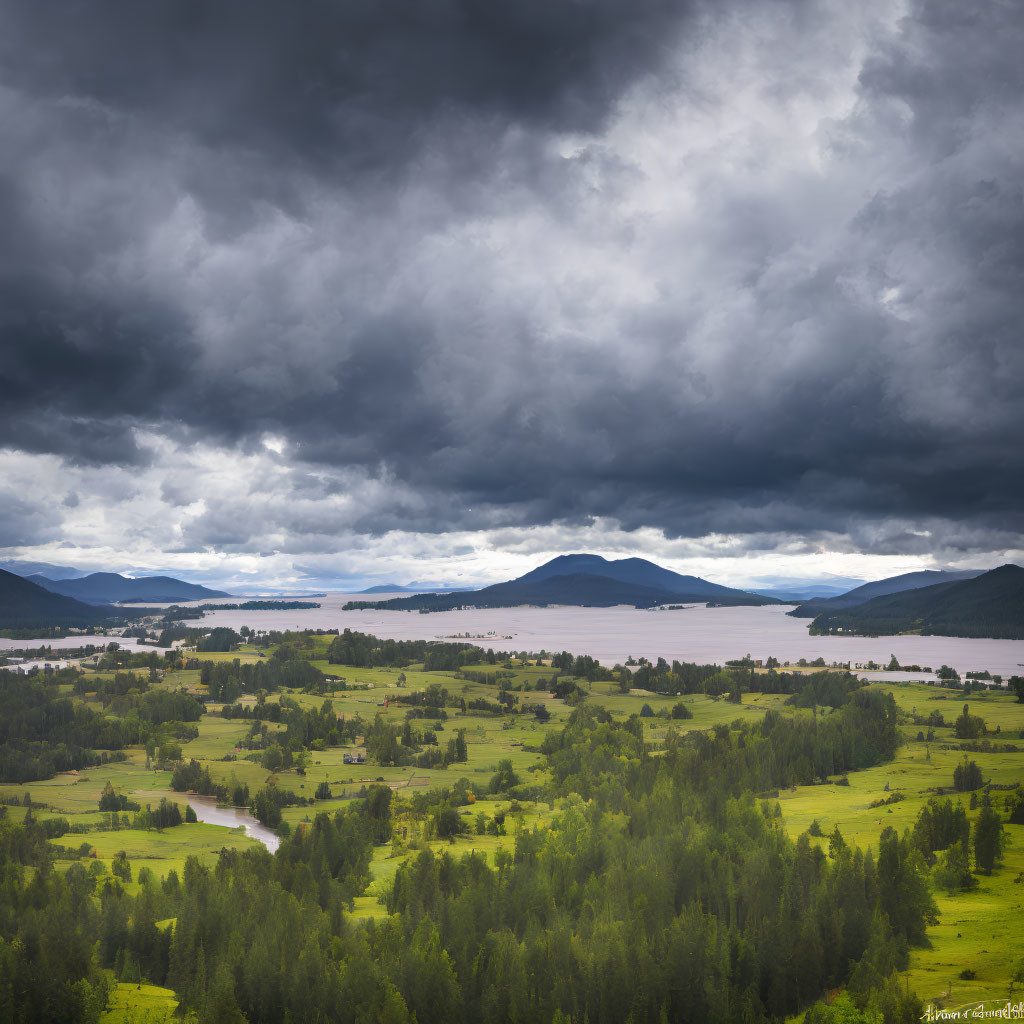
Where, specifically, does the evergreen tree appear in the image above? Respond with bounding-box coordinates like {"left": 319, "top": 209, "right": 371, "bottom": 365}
{"left": 973, "top": 794, "right": 1005, "bottom": 874}
{"left": 875, "top": 827, "right": 937, "bottom": 945}
{"left": 953, "top": 757, "right": 983, "bottom": 791}
{"left": 932, "top": 842, "right": 977, "bottom": 892}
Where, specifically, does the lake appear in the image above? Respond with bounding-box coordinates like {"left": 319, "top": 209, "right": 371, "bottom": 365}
{"left": 5, "top": 598, "right": 1021, "bottom": 679}
{"left": 184, "top": 596, "right": 1024, "bottom": 680}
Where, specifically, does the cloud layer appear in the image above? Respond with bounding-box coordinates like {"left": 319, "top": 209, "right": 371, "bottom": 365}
{"left": 1, "top": 0, "right": 1022, "bottom": 584}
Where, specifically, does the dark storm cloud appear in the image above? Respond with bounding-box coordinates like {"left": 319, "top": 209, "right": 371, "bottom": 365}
{"left": 0, "top": 0, "right": 694, "bottom": 457}
{"left": 1, "top": 0, "right": 1023, "bottom": 559}
{"left": 1, "top": 0, "right": 689, "bottom": 177}
{"left": 0, "top": 155, "right": 196, "bottom": 464}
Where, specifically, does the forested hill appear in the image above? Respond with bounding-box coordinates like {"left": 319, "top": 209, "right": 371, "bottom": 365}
{"left": 27, "top": 571, "right": 229, "bottom": 604}
{"left": 344, "top": 555, "right": 778, "bottom": 611}
{"left": 809, "top": 563, "right": 1024, "bottom": 639}
{"left": 789, "top": 568, "right": 985, "bottom": 618}
{"left": 0, "top": 568, "right": 119, "bottom": 628}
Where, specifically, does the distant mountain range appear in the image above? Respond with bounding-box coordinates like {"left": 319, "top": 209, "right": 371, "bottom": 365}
{"left": 26, "top": 572, "right": 230, "bottom": 605}
{"left": 344, "top": 554, "right": 780, "bottom": 611}
{"left": 0, "top": 559, "right": 93, "bottom": 580}
{"left": 0, "top": 568, "right": 120, "bottom": 628}
{"left": 355, "top": 583, "right": 473, "bottom": 594}
{"left": 808, "top": 565, "right": 1024, "bottom": 639}
{"left": 746, "top": 576, "right": 867, "bottom": 601}
{"left": 4, "top": 554, "right": 1014, "bottom": 639}
{"left": 788, "top": 569, "right": 985, "bottom": 617}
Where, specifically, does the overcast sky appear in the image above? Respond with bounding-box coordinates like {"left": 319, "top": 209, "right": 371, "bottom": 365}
{"left": 1, "top": 0, "right": 1022, "bottom": 591}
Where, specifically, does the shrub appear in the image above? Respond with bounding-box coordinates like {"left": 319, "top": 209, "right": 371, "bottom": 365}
{"left": 433, "top": 804, "right": 466, "bottom": 840}
{"left": 488, "top": 759, "right": 520, "bottom": 794}
{"left": 98, "top": 781, "right": 140, "bottom": 813}
{"left": 1007, "top": 790, "right": 1024, "bottom": 826}
{"left": 953, "top": 704, "right": 986, "bottom": 740}
{"left": 111, "top": 851, "right": 132, "bottom": 882}
{"left": 953, "top": 757, "right": 983, "bottom": 792}
{"left": 868, "top": 792, "right": 905, "bottom": 809}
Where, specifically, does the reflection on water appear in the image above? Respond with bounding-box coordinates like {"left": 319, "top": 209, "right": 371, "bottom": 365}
{"left": 187, "top": 795, "right": 280, "bottom": 853}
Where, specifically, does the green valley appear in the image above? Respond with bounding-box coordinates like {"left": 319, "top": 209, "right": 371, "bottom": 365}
{"left": 1, "top": 629, "right": 1022, "bottom": 1023}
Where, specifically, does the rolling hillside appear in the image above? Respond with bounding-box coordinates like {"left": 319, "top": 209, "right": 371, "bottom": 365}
{"left": 0, "top": 569, "right": 119, "bottom": 629}
{"left": 809, "top": 564, "right": 1024, "bottom": 639}
{"left": 27, "top": 572, "right": 229, "bottom": 605}
{"left": 789, "top": 568, "right": 984, "bottom": 617}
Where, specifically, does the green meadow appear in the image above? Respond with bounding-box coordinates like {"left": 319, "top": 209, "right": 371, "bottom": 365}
{"left": 100, "top": 983, "right": 179, "bottom": 1024}
{"left": 770, "top": 680, "right": 1024, "bottom": 1007}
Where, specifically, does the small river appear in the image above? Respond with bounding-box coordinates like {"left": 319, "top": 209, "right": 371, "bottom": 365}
{"left": 187, "top": 794, "right": 280, "bottom": 853}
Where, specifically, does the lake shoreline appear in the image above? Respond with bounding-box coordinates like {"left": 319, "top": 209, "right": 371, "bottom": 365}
{"left": 194, "top": 597, "right": 1024, "bottom": 679}
{"left": 5, "top": 599, "right": 1022, "bottom": 679}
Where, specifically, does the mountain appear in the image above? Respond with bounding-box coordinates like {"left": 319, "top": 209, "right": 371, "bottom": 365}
{"left": 27, "top": 572, "right": 230, "bottom": 605}
{"left": 789, "top": 568, "right": 986, "bottom": 618}
{"left": 809, "top": 564, "right": 1024, "bottom": 639}
{"left": 0, "top": 568, "right": 119, "bottom": 628}
{"left": 343, "top": 555, "right": 778, "bottom": 612}
{"left": 346, "top": 574, "right": 686, "bottom": 612}
{"left": 355, "top": 584, "right": 473, "bottom": 594}
{"left": 0, "top": 559, "right": 92, "bottom": 580}
{"left": 512, "top": 554, "right": 760, "bottom": 599}
{"left": 746, "top": 576, "right": 866, "bottom": 601}
{"left": 467, "top": 572, "right": 687, "bottom": 608}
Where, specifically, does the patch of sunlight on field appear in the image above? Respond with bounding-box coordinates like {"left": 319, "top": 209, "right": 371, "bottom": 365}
{"left": 180, "top": 716, "right": 262, "bottom": 759}
{"left": 188, "top": 650, "right": 263, "bottom": 664}
{"left": 101, "top": 981, "right": 178, "bottom": 1023}
{"left": 779, "top": 742, "right": 1021, "bottom": 851}
{"left": 905, "top": 828, "right": 1024, "bottom": 1009}
{"left": 367, "top": 850, "right": 403, "bottom": 892}
{"left": 350, "top": 895, "right": 389, "bottom": 921}
{"left": 52, "top": 822, "right": 264, "bottom": 880}
{"left": 777, "top": 682, "right": 1024, "bottom": 1008}
{"left": 0, "top": 760, "right": 174, "bottom": 816}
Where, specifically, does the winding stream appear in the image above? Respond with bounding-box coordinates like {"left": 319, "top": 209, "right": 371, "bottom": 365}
{"left": 187, "top": 794, "right": 281, "bottom": 853}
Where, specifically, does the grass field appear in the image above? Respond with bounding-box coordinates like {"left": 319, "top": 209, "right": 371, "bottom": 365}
{"left": 100, "top": 982, "right": 178, "bottom": 1024}
{"left": 770, "top": 680, "right": 1024, "bottom": 1008}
